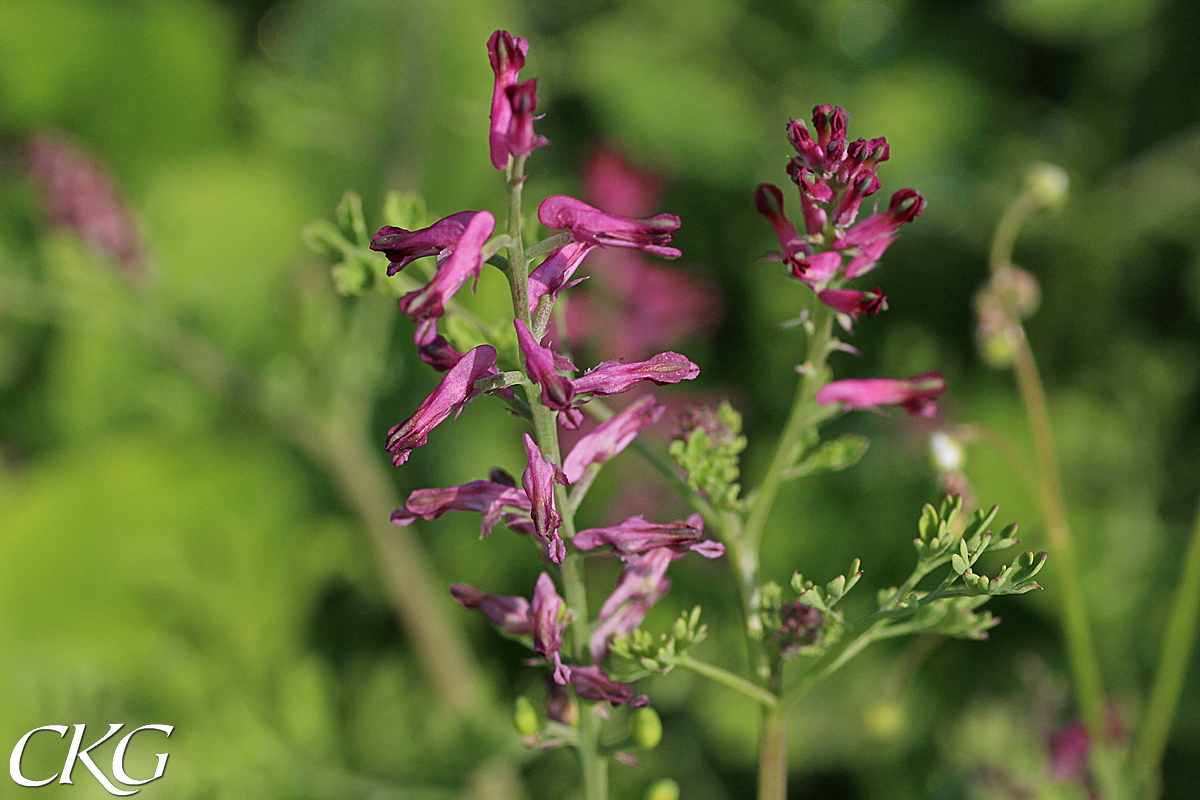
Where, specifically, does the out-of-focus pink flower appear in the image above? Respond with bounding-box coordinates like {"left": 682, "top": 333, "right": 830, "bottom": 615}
{"left": 568, "top": 665, "right": 648, "bottom": 707}
{"left": 582, "top": 144, "right": 665, "bottom": 217}
{"left": 572, "top": 352, "right": 699, "bottom": 398}
{"left": 538, "top": 195, "right": 681, "bottom": 259}
{"left": 371, "top": 211, "right": 478, "bottom": 275}
{"left": 390, "top": 479, "right": 531, "bottom": 536}
{"left": 532, "top": 573, "right": 571, "bottom": 684}
{"left": 399, "top": 210, "right": 495, "bottom": 324}
{"left": 522, "top": 434, "right": 569, "bottom": 563}
{"left": 487, "top": 30, "right": 529, "bottom": 170}
{"left": 561, "top": 395, "right": 663, "bottom": 483}
{"left": 515, "top": 319, "right": 575, "bottom": 411}
{"left": 574, "top": 513, "right": 724, "bottom": 559}
{"left": 528, "top": 241, "right": 594, "bottom": 313}
{"left": 815, "top": 372, "right": 946, "bottom": 418}
{"left": 385, "top": 344, "right": 498, "bottom": 466}
{"left": 450, "top": 583, "right": 533, "bottom": 636}
{"left": 26, "top": 132, "right": 146, "bottom": 278}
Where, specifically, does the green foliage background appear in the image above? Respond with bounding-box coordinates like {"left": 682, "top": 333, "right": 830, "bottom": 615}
{"left": 1, "top": 0, "right": 1199, "bottom": 797}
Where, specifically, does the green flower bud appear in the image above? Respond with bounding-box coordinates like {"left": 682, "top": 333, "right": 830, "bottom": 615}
{"left": 644, "top": 778, "right": 681, "bottom": 800}
{"left": 631, "top": 707, "right": 663, "bottom": 750}
{"left": 1024, "top": 163, "right": 1069, "bottom": 211}
{"left": 513, "top": 696, "right": 539, "bottom": 736}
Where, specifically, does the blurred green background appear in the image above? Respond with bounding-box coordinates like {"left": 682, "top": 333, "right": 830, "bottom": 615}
{"left": 2, "top": 0, "right": 1200, "bottom": 798}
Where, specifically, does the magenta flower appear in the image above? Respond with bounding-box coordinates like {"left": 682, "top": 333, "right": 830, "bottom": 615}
{"left": 816, "top": 287, "right": 887, "bottom": 323}
{"left": 836, "top": 188, "right": 925, "bottom": 249}
{"left": 843, "top": 235, "right": 894, "bottom": 279}
{"left": 487, "top": 30, "right": 529, "bottom": 170}
{"left": 515, "top": 319, "right": 576, "bottom": 411}
{"left": 792, "top": 250, "right": 843, "bottom": 285}
{"left": 755, "top": 184, "right": 809, "bottom": 272}
{"left": 568, "top": 665, "right": 648, "bottom": 707}
{"left": 815, "top": 372, "right": 946, "bottom": 418}
{"left": 390, "top": 479, "right": 531, "bottom": 537}
{"left": 532, "top": 572, "right": 571, "bottom": 684}
{"left": 451, "top": 583, "right": 533, "bottom": 636}
{"left": 522, "top": 434, "right": 569, "bottom": 563}
{"left": 572, "top": 352, "right": 699, "bottom": 397}
{"left": 574, "top": 513, "right": 725, "bottom": 559}
{"left": 385, "top": 344, "right": 498, "bottom": 466}
{"left": 370, "top": 211, "right": 478, "bottom": 275}
{"left": 528, "top": 241, "right": 594, "bottom": 313}
{"left": 589, "top": 548, "right": 675, "bottom": 660}
{"left": 499, "top": 79, "right": 549, "bottom": 165}
{"left": 399, "top": 210, "right": 495, "bottom": 324}
{"left": 561, "top": 395, "right": 664, "bottom": 483}
{"left": 538, "top": 195, "right": 682, "bottom": 259}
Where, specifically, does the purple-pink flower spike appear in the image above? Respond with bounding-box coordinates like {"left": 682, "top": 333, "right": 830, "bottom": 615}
{"left": 521, "top": 434, "right": 569, "bottom": 563}
{"left": 385, "top": 344, "right": 498, "bottom": 466}
{"left": 487, "top": 30, "right": 529, "bottom": 170}
{"left": 571, "top": 351, "right": 699, "bottom": 397}
{"left": 561, "top": 395, "right": 664, "bottom": 483}
{"left": 370, "top": 210, "right": 478, "bottom": 275}
{"left": 538, "top": 195, "right": 682, "bottom": 259}
{"left": 815, "top": 372, "right": 946, "bottom": 418}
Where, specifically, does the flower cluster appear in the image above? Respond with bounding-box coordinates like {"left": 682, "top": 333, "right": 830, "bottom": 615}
{"left": 381, "top": 31, "right": 725, "bottom": 711}
{"left": 756, "top": 105, "right": 945, "bottom": 418}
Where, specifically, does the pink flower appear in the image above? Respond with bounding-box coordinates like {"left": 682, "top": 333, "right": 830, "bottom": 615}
{"left": 755, "top": 183, "right": 809, "bottom": 272}
{"left": 522, "top": 434, "right": 569, "bottom": 563}
{"left": 487, "top": 30, "right": 529, "bottom": 170}
{"left": 581, "top": 144, "right": 664, "bottom": 217}
{"left": 589, "top": 548, "right": 676, "bottom": 661}
{"left": 370, "top": 211, "right": 478, "bottom": 275}
{"left": 399, "top": 211, "right": 495, "bottom": 324}
{"left": 538, "top": 195, "right": 682, "bottom": 259}
{"left": 573, "top": 514, "right": 725, "bottom": 559}
{"left": 815, "top": 372, "right": 946, "bottom": 418}
{"left": 572, "top": 352, "right": 699, "bottom": 398}
{"left": 450, "top": 584, "right": 533, "bottom": 636}
{"left": 498, "top": 79, "right": 549, "bottom": 165}
{"left": 816, "top": 287, "right": 887, "bottom": 323}
{"left": 836, "top": 188, "right": 925, "bottom": 249}
{"left": 528, "top": 241, "right": 594, "bottom": 313}
{"left": 385, "top": 344, "right": 498, "bottom": 466}
{"left": 561, "top": 396, "right": 664, "bottom": 483}
{"left": 390, "top": 479, "right": 531, "bottom": 537}
{"left": 514, "top": 319, "right": 575, "bottom": 412}
{"left": 532, "top": 573, "right": 571, "bottom": 684}
{"left": 568, "top": 665, "right": 648, "bottom": 707}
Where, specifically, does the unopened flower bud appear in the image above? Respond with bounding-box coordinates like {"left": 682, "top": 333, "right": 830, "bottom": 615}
{"left": 1024, "top": 163, "right": 1069, "bottom": 211}
{"left": 773, "top": 600, "right": 824, "bottom": 658}
{"left": 644, "top": 778, "right": 681, "bottom": 800}
{"left": 514, "top": 696, "right": 540, "bottom": 735}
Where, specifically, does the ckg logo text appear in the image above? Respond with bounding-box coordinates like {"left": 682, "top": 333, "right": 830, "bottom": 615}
{"left": 9, "top": 724, "right": 172, "bottom": 796}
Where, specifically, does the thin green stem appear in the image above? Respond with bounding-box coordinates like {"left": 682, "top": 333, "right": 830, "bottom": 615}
{"left": 1135, "top": 498, "right": 1200, "bottom": 773}
{"left": 988, "top": 194, "right": 1106, "bottom": 741}
{"left": 757, "top": 705, "right": 788, "bottom": 800}
{"left": 673, "top": 654, "right": 778, "bottom": 707}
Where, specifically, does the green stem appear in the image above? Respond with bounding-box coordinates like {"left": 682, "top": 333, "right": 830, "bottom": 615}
{"left": 674, "top": 654, "right": 778, "bottom": 707}
{"left": 988, "top": 194, "right": 1106, "bottom": 741}
{"left": 757, "top": 705, "right": 788, "bottom": 800}
{"left": 503, "top": 155, "right": 606, "bottom": 800}
{"left": 1135, "top": 498, "right": 1200, "bottom": 773}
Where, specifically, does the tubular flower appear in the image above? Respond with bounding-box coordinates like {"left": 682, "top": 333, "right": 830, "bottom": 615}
{"left": 538, "top": 195, "right": 682, "bottom": 259}
{"left": 816, "top": 287, "right": 888, "bottom": 325}
{"left": 370, "top": 211, "right": 478, "bottom": 275}
{"left": 836, "top": 188, "right": 925, "bottom": 250}
{"left": 499, "top": 79, "right": 549, "bottom": 165}
{"left": 571, "top": 352, "right": 699, "bottom": 398}
{"left": 561, "top": 395, "right": 664, "bottom": 483}
{"left": 390, "top": 479, "right": 531, "bottom": 537}
{"left": 515, "top": 319, "right": 576, "bottom": 411}
{"left": 568, "top": 665, "right": 648, "bottom": 707}
{"left": 521, "top": 434, "right": 569, "bottom": 563}
{"left": 573, "top": 514, "right": 725, "bottom": 559}
{"left": 815, "top": 372, "right": 946, "bottom": 418}
{"left": 450, "top": 584, "right": 533, "bottom": 636}
{"left": 399, "top": 210, "right": 495, "bottom": 324}
{"left": 385, "top": 345, "right": 498, "bottom": 466}
{"left": 532, "top": 573, "right": 571, "bottom": 684}
{"left": 487, "top": 30, "right": 529, "bottom": 170}
{"left": 589, "top": 548, "right": 675, "bottom": 661}
{"left": 755, "top": 183, "right": 809, "bottom": 272}
{"left": 527, "top": 241, "right": 594, "bottom": 313}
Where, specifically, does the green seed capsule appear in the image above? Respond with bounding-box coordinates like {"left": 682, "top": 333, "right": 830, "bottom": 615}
{"left": 513, "top": 696, "right": 539, "bottom": 736}
{"left": 644, "top": 777, "right": 680, "bottom": 800}
{"left": 631, "top": 706, "right": 663, "bottom": 750}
